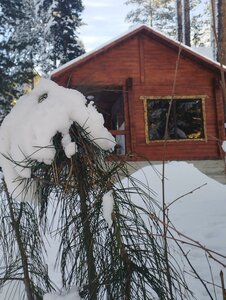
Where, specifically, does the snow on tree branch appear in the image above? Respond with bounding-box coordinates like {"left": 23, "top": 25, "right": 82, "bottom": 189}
{"left": 0, "top": 79, "right": 115, "bottom": 200}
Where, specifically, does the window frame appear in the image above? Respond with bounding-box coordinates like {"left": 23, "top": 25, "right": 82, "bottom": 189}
{"left": 140, "top": 95, "right": 207, "bottom": 144}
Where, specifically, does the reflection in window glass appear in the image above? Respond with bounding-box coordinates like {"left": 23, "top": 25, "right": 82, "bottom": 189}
{"left": 147, "top": 98, "right": 204, "bottom": 141}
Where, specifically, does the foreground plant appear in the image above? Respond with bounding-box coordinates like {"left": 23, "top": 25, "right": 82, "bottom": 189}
{"left": 0, "top": 79, "right": 191, "bottom": 299}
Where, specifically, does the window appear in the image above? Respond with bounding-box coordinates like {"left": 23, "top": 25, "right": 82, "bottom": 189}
{"left": 141, "top": 96, "right": 206, "bottom": 142}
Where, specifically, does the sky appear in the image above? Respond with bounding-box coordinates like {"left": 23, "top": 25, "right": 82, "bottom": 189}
{"left": 79, "top": 0, "right": 133, "bottom": 52}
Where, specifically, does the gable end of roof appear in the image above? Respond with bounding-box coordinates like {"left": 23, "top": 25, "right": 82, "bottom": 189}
{"left": 51, "top": 25, "right": 225, "bottom": 79}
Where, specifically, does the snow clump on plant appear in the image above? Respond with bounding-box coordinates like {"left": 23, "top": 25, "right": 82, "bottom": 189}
{"left": 0, "top": 79, "right": 115, "bottom": 200}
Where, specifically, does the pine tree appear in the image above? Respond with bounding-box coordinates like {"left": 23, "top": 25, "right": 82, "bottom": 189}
{"left": 0, "top": 0, "right": 85, "bottom": 121}
{"left": 0, "top": 0, "right": 38, "bottom": 122}
{"left": 38, "top": 0, "right": 85, "bottom": 72}
{"left": 125, "top": 0, "right": 210, "bottom": 47}
{"left": 191, "top": 1, "right": 211, "bottom": 46}
{"left": 0, "top": 186, "right": 53, "bottom": 299}
{"left": 0, "top": 124, "right": 190, "bottom": 300}
{"left": 125, "top": 0, "right": 176, "bottom": 38}
{"left": 0, "top": 50, "right": 15, "bottom": 122}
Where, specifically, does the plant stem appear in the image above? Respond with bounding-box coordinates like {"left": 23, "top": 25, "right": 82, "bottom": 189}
{"left": 77, "top": 158, "right": 98, "bottom": 299}
{"left": 3, "top": 181, "right": 35, "bottom": 300}
{"left": 161, "top": 45, "right": 182, "bottom": 300}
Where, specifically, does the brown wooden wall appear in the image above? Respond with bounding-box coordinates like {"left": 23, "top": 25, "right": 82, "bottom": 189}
{"left": 52, "top": 32, "right": 224, "bottom": 161}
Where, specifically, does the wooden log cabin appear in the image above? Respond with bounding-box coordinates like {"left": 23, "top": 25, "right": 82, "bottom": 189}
{"left": 51, "top": 25, "right": 226, "bottom": 183}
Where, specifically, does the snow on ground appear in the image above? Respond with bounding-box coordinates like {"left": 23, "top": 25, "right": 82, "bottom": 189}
{"left": 0, "top": 163, "right": 224, "bottom": 300}
{"left": 131, "top": 161, "right": 226, "bottom": 300}
{"left": 43, "top": 161, "right": 226, "bottom": 300}
{"left": 0, "top": 79, "right": 115, "bottom": 201}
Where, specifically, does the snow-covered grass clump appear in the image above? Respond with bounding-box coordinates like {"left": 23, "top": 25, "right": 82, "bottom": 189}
{"left": 0, "top": 79, "right": 115, "bottom": 200}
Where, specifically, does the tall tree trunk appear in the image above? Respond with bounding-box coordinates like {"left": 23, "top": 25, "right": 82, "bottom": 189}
{"left": 177, "top": 0, "right": 183, "bottom": 42}
{"left": 218, "top": 0, "right": 226, "bottom": 64}
{"left": 184, "top": 0, "right": 191, "bottom": 46}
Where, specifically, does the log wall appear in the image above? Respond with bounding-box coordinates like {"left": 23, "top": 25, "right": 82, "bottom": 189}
{"left": 52, "top": 32, "right": 224, "bottom": 161}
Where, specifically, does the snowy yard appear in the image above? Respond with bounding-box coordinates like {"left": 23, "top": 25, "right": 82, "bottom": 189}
{"left": 133, "top": 162, "right": 226, "bottom": 300}
{"left": 44, "top": 161, "right": 226, "bottom": 300}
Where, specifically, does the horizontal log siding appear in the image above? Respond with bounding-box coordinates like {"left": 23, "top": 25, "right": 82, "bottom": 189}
{"left": 69, "top": 37, "right": 142, "bottom": 87}
{"left": 53, "top": 32, "right": 223, "bottom": 161}
{"left": 132, "top": 35, "right": 220, "bottom": 160}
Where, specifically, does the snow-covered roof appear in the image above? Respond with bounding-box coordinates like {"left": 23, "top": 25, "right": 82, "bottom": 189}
{"left": 191, "top": 46, "right": 214, "bottom": 61}
{"left": 51, "top": 25, "right": 226, "bottom": 78}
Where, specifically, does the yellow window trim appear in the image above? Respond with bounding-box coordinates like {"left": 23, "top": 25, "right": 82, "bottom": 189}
{"left": 140, "top": 95, "right": 207, "bottom": 144}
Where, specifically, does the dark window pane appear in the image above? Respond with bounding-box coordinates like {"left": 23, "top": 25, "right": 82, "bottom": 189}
{"left": 147, "top": 98, "right": 204, "bottom": 141}
{"left": 175, "top": 99, "right": 204, "bottom": 139}
{"left": 148, "top": 99, "right": 170, "bottom": 140}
